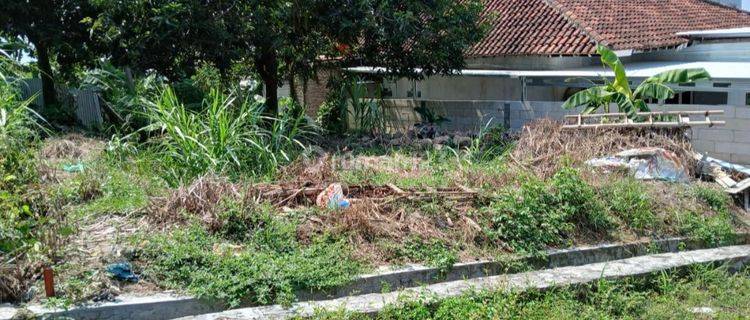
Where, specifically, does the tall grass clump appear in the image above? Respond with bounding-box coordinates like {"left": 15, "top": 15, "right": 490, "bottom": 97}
{"left": 1, "top": 52, "right": 67, "bottom": 302}
{"left": 145, "top": 87, "right": 310, "bottom": 185}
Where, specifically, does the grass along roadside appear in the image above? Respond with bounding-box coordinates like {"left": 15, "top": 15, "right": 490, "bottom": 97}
{"left": 309, "top": 266, "right": 750, "bottom": 319}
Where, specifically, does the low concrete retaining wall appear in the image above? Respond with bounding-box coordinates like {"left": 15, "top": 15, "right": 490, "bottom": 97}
{"left": 4, "top": 235, "right": 747, "bottom": 320}
{"left": 182, "top": 244, "right": 750, "bottom": 319}
{"left": 381, "top": 99, "right": 750, "bottom": 165}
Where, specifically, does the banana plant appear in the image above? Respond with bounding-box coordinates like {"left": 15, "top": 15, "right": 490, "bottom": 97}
{"left": 562, "top": 45, "right": 711, "bottom": 119}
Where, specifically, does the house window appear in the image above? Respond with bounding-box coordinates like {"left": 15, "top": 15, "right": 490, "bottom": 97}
{"left": 746, "top": 93, "right": 750, "bottom": 106}
{"left": 664, "top": 91, "right": 727, "bottom": 105}
{"left": 692, "top": 91, "right": 727, "bottom": 105}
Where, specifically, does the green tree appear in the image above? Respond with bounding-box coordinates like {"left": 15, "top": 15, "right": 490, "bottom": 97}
{"left": 562, "top": 45, "right": 711, "bottom": 119}
{"left": 88, "top": 0, "right": 486, "bottom": 115}
{"left": 0, "top": 0, "right": 99, "bottom": 106}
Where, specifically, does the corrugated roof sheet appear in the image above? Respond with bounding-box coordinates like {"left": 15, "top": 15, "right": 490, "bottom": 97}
{"left": 466, "top": 0, "right": 750, "bottom": 57}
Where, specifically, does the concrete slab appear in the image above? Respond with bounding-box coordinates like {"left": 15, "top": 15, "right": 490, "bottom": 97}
{"left": 181, "top": 245, "right": 750, "bottom": 320}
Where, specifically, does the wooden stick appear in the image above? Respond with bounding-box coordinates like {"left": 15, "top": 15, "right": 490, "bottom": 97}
{"left": 563, "top": 121, "right": 724, "bottom": 129}
{"left": 563, "top": 110, "right": 724, "bottom": 119}
{"left": 386, "top": 183, "right": 405, "bottom": 194}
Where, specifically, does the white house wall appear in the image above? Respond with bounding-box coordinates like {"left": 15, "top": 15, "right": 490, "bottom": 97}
{"left": 385, "top": 76, "right": 528, "bottom": 100}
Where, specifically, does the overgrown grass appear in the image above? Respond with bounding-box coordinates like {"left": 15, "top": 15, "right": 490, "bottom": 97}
{"left": 49, "top": 159, "right": 166, "bottom": 218}
{"left": 310, "top": 266, "right": 750, "bottom": 319}
{"left": 603, "top": 178, "right": 655, "bottom": 231}
{"left": 140, "top": 88, "right": 311, "bottom": 186}
{"left": 0, "top": 54, "right": 70, "bottom": 302}
{"left": 137, "top": 201, "right": 361, "bottom": 307}
{"left": 385, "top": 237, "right": 458, "bottom": 274}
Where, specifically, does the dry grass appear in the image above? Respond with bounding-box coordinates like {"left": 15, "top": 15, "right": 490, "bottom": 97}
{"left": 40, "top": 134, "right": 104, "bottom": 161}
{"left": 276, "top": 154, "right": 335, "bottom": 186}
{"left": 298, "top": 198, "right": 485, "bottom": 265}
{"left": 511, "top": 119, "right": 695, "bottom": 179}
{"left": 37, "top": 134, "right": 105, "bottom": 183}
{"left": 151, "top": 175, "right": 241, "bottom": 231}
{"left": 0, "top": 261, "right": 38, "bottom": 302}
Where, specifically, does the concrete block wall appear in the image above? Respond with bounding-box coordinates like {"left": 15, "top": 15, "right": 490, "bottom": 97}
{"left": 381, "top": 99, "right": 750, "bottom": 165}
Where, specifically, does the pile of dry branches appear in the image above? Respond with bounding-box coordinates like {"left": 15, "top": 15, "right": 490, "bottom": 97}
{"left": 510, "top": 119, "right": 695, "bottom": 178}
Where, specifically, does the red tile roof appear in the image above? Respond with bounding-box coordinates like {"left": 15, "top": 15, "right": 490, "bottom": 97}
{"left": 467, "top": 0, "right": 750, "bottom": 57}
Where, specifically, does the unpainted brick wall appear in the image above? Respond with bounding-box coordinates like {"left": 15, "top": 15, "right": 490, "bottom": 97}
{"left": 292, "top": 69, "right": 339, "bottom": 117}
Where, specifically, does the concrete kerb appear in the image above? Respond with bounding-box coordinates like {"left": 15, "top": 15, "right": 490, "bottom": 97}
{"left": 4, "top": 234, "right": 748, "bottom": 320}
{"left": 183, "top": 244, "right": 750, "bottom": 320}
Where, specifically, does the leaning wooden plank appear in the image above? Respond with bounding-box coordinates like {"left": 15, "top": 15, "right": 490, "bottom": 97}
{"left": 563, "top": 110, "right": 724, "bottom": 119}
{"left": 726, "top": 178, "right": 750, "bottom": 195}
{"left": 562, "top": 121, "right": 724, "bottom": 129}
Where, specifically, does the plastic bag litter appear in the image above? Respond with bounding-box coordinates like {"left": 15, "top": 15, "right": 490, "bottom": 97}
{"left": 63, "top": 162, "right": 85, "bottom": 173}
{"left": 586, "top": 147, "right": 688, "bottom": 182}
{"left": 315, "top": 183, "right": 351, "bottom": 209}
{"left": 106, "top": 262, "right": 139, "bottom": 282}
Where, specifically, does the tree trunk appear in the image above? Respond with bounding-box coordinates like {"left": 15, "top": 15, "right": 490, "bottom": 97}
{"left": 288, "top": 71, "right": 298, "bottom": 105}
{"left": 35, "top": 41, "right": 57, "bottom": 107}
{"left": 264, "top": 75, "right": 279, "bottom": 117}
{"left": 257, "top": 51, "right": 279, "bottom": 117}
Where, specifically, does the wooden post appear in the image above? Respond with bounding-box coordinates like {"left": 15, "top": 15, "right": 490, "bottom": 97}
{"left": 43, "top": 267, "right": 55, "bottom": 297}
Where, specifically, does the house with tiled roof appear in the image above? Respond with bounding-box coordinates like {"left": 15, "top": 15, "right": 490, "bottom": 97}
{"left": 349, "top": 0, "right": 750, "bottom": 164}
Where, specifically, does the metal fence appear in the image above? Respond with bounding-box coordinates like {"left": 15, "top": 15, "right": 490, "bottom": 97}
{"left": 19, "top": 78, "right": 103, "bottom": 128}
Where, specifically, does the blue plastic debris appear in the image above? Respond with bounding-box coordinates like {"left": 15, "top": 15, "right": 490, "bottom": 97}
{"left": 106, "top": 262, "right": 139, "bottom": 282}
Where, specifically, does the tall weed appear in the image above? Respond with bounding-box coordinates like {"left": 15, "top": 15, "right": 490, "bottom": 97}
{"left": 144, "top": 87, "right": 311, "bottom": 185}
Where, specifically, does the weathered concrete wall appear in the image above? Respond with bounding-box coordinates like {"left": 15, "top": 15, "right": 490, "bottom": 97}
{"left": 382, "top": 99, "right": 750, "bottom": 165}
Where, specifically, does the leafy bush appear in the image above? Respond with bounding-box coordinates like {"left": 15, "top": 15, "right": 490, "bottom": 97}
{"left": 79, "top": 61, "right": 162, "bottom": 131}
{"left": 142, "top": 87, "right": 311, "bottom": 185}
{"left": 484, "top": 168, "right": 612, "bottom": 253}
{"left": 603, "top": 179, "right": 655, "bottom": 231}
{"left": 316, "top": 100, "right": 345, "bottom": 133}
{"left": 140, "top": 223, "right": 361, "bottom": 307}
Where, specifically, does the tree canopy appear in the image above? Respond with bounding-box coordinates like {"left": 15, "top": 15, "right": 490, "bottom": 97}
{"left": 1, "top": 0, "right": 100, "bottom": 106}
{"left": 87, "top": 0, "right": 486, "bottom": 115}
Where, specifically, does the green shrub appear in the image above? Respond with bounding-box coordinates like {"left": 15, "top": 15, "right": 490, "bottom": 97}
{"left": 484, "top": 168, "right": 613, "bottom": 253}
{"left": 603, "top": 179, "right": 655, "bottom": 231}
{"left": 141, "top": 222, "right": 361, "bottom": 307}
{"left": 551, "top": 167, "right": 613, "bottom": 232}
{"left": 315, "top": 100, "right": 345, "bottom": 134}
{"left": 484, "top": 177, "right": 572, "bottom": 253}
